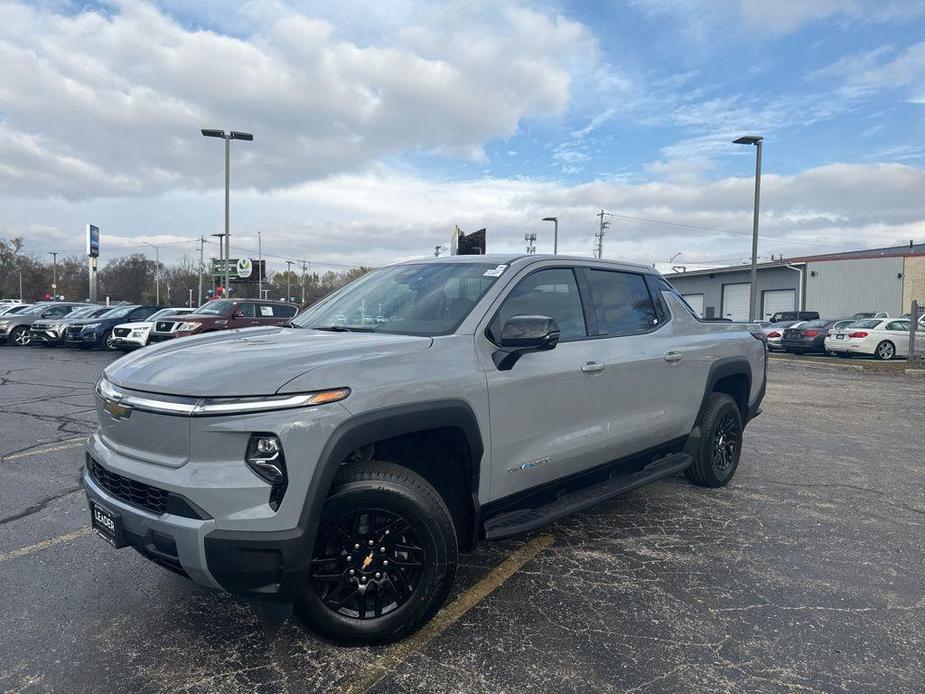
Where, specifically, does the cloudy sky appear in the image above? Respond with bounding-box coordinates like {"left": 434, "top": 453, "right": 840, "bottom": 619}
{"left": 3, "top": 0, "right": 925, "bottom": 272}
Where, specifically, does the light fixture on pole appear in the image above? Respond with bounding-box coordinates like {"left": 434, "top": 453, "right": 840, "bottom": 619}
{"left": 542, "top": 217, "right": 558, "bottom": 254}
{"left": 201, "top": 128, "right": 253, "bottom": 296}
{"left": 143, "top": 242, "right": 160, "bottom": 305}
{"left": 733, "top": 135, "right": 763, "bottom": 322}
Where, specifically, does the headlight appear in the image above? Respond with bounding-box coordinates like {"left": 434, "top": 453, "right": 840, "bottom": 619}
{"left": 192, "top": 388, "right": 350, "bottom": 415}
{"left": 245, "top": 434, "right": 286, "bottom": 485}
{"left": 178, "top": 322, "right": 200, "bottom": 331}
{"left": 0, "top": 320, "right": 11, "bottom": 327}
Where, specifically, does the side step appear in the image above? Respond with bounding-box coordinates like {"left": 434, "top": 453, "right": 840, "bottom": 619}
{"left": 483, "top": 453, "right": 692, "bottom": 540}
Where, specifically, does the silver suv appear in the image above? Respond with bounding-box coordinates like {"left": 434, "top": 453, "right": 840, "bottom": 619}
{"left": 85, "top": 255, "right": 767, "bottom": 644}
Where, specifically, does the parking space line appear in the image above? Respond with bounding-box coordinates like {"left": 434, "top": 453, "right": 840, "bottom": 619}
{"left": 343, "top": 534, "right": 555, "bottom": 694}
{"left": 0, "top": 528, "right": 90, "bottom": 563}
{"left": 1, "top": 437, "right": 86, "bottom": 462}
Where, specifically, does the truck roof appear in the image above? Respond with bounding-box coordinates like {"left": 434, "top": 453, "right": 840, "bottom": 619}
{"left": 396, "top": 254, "right": 655, "bottom": 273}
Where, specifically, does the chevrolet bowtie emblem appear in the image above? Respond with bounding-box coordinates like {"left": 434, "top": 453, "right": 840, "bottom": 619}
{"left": 104, "top": 399, "right": 133, "bottom": 420}
{"left": 361, "top": 552, "right": 374, "bottom": 571}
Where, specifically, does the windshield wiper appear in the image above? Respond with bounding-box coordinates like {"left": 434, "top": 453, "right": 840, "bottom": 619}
{"left": 285, "top": 321, "right": 303, "bottom": 328}
{"left": 312, "top": 325, "right": 377, "bottom": 332}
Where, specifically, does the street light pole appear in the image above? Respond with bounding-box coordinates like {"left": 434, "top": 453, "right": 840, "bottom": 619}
{"left": 144, "top": 242, "right": 160, "bottom": 304}
{"left": 733, "top": 135, "right": 763, "bottom": 322}
{"left": 542, "top": 217, "right": 558, "bottom": 254}
{"left": 286, "top": 260, "right": 294, "bottom": 301}
{"left": 202, "top": 129, "right": 253, "bottom": 300}
{"left": 48, "top": 252, "right": 58, "bottom": 300}
{"left": 211, "top": 232, "right": 226, "bottom": 297}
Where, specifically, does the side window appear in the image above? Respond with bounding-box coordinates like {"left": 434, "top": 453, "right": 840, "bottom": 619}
{"left": 272, "top": 305, "right": 297, "bottom": 318}
{"left": 887, "top": 321, "right": 908, "bottom": 332}
{"left": 237, "top": 303, "right": 256, "bottom": 318}
{"left": 656, "top": 277, "right": 699, "bottom": 320}
{"left": 489, "top": 268, "right": 587, "bottom": 342}
{"left": 587, "top": 270, "right": 658, "bottom": 336}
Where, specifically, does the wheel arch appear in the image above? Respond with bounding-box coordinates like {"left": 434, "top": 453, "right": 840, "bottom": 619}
{"left": 698, "top": 357, "right": 752, "bottom": 425}
{"left": 303, "top": 400, "right": 485, "bottom": 550}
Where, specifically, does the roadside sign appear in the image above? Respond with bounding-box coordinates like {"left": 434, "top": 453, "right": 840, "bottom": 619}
{"left": 86, "top": 224, "right": 100, "bottom": 258}
{"left": 211, "top": 258, "right": 265, "bottom": 283}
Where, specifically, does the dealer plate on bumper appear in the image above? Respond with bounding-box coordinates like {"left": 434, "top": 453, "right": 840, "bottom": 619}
{"left": 91, "top": 502, "right": 127, "bottom": 548}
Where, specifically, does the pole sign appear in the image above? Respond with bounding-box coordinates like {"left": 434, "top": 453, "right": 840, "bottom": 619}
{"left": 211, "top": 258, "right": 265, "bottom": 284}
{"left": 86, "top": 224, "right": 100, "bottom": 258}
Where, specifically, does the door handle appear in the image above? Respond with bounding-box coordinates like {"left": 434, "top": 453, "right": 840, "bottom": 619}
{"left": 581, "top": 361, "right": 606, "bottom": 374}
{"left": 664, "top": 351, "right": 683, "bottom": 363}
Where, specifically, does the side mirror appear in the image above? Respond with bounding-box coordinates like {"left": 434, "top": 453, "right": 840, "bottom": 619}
{"left": 232, "top": 309, "right": 245, "bottom": 318}
{"left": 493, "top": 315, "right": 560, "bottom": 370}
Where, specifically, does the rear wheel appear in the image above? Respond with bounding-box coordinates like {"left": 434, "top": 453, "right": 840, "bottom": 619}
{"left": 875, "top": 341, "right": 895, "bottom": 361}
{"left": 298, "top": 461, "right": 457, "bottom": 645}
{"left": 10, "top": 326, "right": 31, "bottom": 346}
{"left": 685, "top": 392, "right": 743, "bottom": 488}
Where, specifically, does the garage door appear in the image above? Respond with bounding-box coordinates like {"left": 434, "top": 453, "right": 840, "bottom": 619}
{"left": 722, "top": 283, "right": 751, "bottom": 321}
{"left": 682, "top": 294, "right": 704, "bottom": 317}
{"left": 762, "top": 289, "right": 795, "bottom": 321}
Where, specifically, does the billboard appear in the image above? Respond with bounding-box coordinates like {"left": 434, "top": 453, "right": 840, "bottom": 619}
{"left": 86, "top": 224, "right": 100, "bottom": 258}
{"left": 211, "top": 258, "right": 266, "bottom": 284}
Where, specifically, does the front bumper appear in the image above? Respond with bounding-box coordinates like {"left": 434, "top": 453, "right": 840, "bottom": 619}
{"left": 29, "top": 329, "right": 63, "bottom": 344}
{"left": 65, "top": 330, "right": 102, "bottom": 345}
{"left": 84, "top": 397, "right": 349, "bottom": 600}
{"left": 83, "top": 460, "right": 222, "bottom": 589}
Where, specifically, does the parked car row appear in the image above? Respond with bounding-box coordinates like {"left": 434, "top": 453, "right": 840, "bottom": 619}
{"left": 0, "top": 299, "right": 300, "bottom": 351}
{"left": 760, "top": 315, "right": 922, "bottom": 360}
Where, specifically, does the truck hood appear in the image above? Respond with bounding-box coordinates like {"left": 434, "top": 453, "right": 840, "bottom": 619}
{"left": 105, "top": 327, "right": 433, "bottom": 397}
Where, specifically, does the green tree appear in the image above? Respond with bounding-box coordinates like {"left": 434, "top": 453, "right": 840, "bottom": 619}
{"left": 98, "top": 254, "right": 158, "bottom": 304}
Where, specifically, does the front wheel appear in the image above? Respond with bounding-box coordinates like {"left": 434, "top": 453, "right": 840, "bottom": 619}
{"left": 10, "top": 326, "right": 31, "bottom": 346}
{"left": 875, "top": 341, "right": 895, "bottom": 361}
{"left": 685, "top": 392, "right": 743, "bottom": 488}
{"left": 103, "top": 331, "right": 119, "bottom": 351}
{"left": 297, "top": 461, "right": 457, "bottom": 645}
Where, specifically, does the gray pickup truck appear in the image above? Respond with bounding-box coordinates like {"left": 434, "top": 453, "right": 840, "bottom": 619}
{"left": 85, "top": 255, "right": 767, "bottom": 644}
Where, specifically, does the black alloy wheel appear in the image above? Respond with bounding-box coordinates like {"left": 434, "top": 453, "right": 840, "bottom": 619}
{"left": 310, "top": 509, "right": 426, "bottom": 621}
{"left": 712, "top": 412, "right": 739, "bottom": 472}
{"left": 297, "top": 461, "right": 457, "bottom": 645}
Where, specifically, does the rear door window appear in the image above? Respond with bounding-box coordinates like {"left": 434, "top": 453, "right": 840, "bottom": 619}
{"left": 586, "top": 270, "right": 658, "bottom": 336}
{"left": 271, "top": 304, "right": 297, "bottom": 318}
{"left": 237, "top": 303, "right": 256, "bottom": 318}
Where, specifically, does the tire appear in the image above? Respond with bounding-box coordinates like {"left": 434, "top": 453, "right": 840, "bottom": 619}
{"left": 875, "top": 341, "right": 895, "bottom": 361}
{"left": 103, "top": 331, "right": 118, "bottom": 351}
{"left": 685, "top": 392, "right": 743, "bottom": 488}
{"left": 297, "top": 461, "right": 457, "bottom": 645}
{"left": 10, "top": 326, "right": 31, "bottom": 346}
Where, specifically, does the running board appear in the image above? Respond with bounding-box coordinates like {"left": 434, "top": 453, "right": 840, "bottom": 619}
{"left": 483, "top": 453, "right": 692, "bottom": 541}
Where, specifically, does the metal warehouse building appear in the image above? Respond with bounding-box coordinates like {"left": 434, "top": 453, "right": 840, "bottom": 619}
{"left": 664, "top": 243, "right": 925, "bottom": 321}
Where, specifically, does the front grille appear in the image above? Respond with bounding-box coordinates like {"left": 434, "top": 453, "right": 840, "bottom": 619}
{"left": 114, "top": 328, "right": 130, "bottom": 337}
{"left": 155, "top": 321, "right": 175, "bottom": 332}
{"left": 88, "top": 458, "right": 169, "bottom": 516}
{"left": 66, "top": 325, "right": 83, "bottom": 337}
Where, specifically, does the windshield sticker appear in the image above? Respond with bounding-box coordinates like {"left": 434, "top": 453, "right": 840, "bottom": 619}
{"left": 483, "top": 264, "right": 507, "bottom": 277}
{"left": 259, "top": 306, "right": 273, "bottom": 316}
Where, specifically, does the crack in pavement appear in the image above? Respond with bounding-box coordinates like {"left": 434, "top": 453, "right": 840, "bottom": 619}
{"left": 0, "top": 486, "right": 83, "bottom": 525}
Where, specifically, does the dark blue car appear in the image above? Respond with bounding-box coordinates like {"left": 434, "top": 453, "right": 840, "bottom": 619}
{"left": 65, "top": 304, "right": 163, "bottom": 350}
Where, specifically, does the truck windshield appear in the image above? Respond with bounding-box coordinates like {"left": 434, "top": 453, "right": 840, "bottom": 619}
{"left": 292, "top": 262, "right": 502, "bottom": 336}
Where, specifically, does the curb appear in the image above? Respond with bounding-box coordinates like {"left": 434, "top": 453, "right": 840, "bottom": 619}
{"left": 769, "top": 355, "right": 919, "bottom": 375}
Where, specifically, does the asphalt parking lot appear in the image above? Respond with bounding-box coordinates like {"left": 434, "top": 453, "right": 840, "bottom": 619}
{"left": 1, "top": 346, "right": 923, "bottom": 693}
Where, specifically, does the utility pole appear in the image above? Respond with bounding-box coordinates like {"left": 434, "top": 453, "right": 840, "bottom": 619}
{"left": 257, "top": 231, "right": 263, "bottom": 299}
{"left": 143, "top": 242, "right": 160, "bottom": 304}
{"left": 733, "top": 135, "right": 764, "bottom": 322}
{"left": 524, "top": 233, "right": 537, "bottom": 254}
{"left": 286, "top": 260, "right": 294, "bottom": 301}
{"left": 197, "top": 235, "right": 206, "bottom": 306}
{"left": 542, "top": 217, "right": 558, "bottom": 254}
{"left": 300, "top": 260, "right": 309, "bottom": 305}
{"left": 595, "top": 210, "right": 610, "bottom": 259}
{"left": 48, "top": 252, "right": 58, "bottom": 300}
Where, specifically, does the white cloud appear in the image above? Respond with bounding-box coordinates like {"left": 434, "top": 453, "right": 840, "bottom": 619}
{"left": 6, "top": 162, "right": 925, "bottom": 271}
{"left": 0, "top": 0, "right": 599, "bottom": 199}
{"left": 810, "top": 42, "right": 925, "bottom": 101}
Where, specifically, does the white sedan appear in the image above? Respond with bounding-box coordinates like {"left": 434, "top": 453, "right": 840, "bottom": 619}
{"left": 110, "top": 307, "right": 195, "bottom": 350}
{"left": 824, "top": 318, "right": 919, "bottom": 360}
